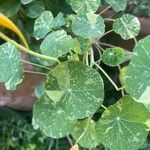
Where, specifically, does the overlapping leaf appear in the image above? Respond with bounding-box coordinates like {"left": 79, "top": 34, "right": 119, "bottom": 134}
{"left": 33, "top": 95, "right": 76, "bottom": 139}
{"left": 105, "top": 0, "right": 128, "bottom": 12}
{"left": 0, "top": 42, "right": 23, "bottom": 90}
{"left": 45, "top": 61, "right": 104, "bottom": 119}
{"left": 96, "top": 96, "right": 150, "bottom": 150}
{"left": 125, "top": 35, "right": 150, "bottom": 110}
{"left": 72, "top": 118, "right": 99, "bottom": 148}
{"left": 72, "top": 13, "right": 105, "bottom": 38}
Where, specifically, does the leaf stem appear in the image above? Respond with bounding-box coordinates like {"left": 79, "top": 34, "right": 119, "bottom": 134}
{"left": 0, "top": 31, "right": 60, "bottom": 64}
{"left": 94, "top": 63, "right": 124, "bottom": 91}
{"left": 21, "top": 59, "right": 51, "bottom": 71}
{"left": 24, "top": 70, "right": 48, "bottom": 76}
{"left": 101, "top": 104, "right": 107, "bottom": 110}
{"left": 99, "top": 6, "right": 111, "bottom": 15}
{"left": 104, "top": 18, "right": 115, "bottom": 22}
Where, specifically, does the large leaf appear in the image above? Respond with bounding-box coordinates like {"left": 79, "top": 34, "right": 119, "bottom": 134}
{"left": 72, "top": 118, "right": 99, "bottom": 148}
{"left": 53, "top": 12, "right": 65, "bottom": 29}
{"left": 33, "top": 95, "right": 76, "bottom": 139}
{"left": 113, "top": 14, "right": 140, "bottom": 40}
{"left": 102, "top": 47, "right": 125, "bottom": 67}
{"left": 45, "top": 61, "right": 104, "bottom": 119}
{"left": 40, "top": 30, "right": 77, "bottom": 58}
{"left": 125, "top": 35, "right": 150, "bottom": 110}
{"left": 34, "top": 11, "right": 54, "bottom": 39}
{"left": 96, "top": 96, "right": 150, "bottom": 150}
{"left": 66, "top": 0, "right": 101, "bottom": 13}
{"left": 0, "top": 0, "right": 21, "bottom": 17}
{"left": 0, "top": 42, "right": 23, "bottom": 90}
{"left": 105, "top": 0, "right": 128, "bottom": 12}
{"left": 72, "top": 13, "right": 105, "bottom": 38}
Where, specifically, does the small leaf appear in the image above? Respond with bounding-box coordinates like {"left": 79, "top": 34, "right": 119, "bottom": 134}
{"left": 0, "top": 42, "right": 23, "bottom": 90}
{"left": 45, "top": 61, "right": 104, "bottom": 119}
{"left": 96, "top": 96, "right": 150, "bottom": 150}
{"left": 33, "top": 95, "right": 76, "bottom": 139}
{"left": 125, "top": 35, "right": 150, "bottom": 110}
{"left": 119, "top": 66, "right": 128, "bottom": 87}
{"left": 72, "top": 118, "right": 99, "bottom": 148}
{"left": 72, "top": 13, "right": 105, "bottom": 39}
{"left": 25, "top": 0, "right": 45, "bottom": 18}
{"left": 34, "top": 11, "right": 54, "bottom": 39}
{"left": 20, "top": 0, "right": 33, "bottom": 5}
{"left": 0, "top": 0, "right": 21, "bottom": 17}
{"left": 113, "top": 14, "right": 140, "bottom": 40}
{"left": 67, "top": 0, "right": 101, "bottom": 13}
{"left": 40, "top": 30, "right": 77, "bottom": 58}
{"left": 53, "top": 12, "right": 65, "bottom": 29}
{"left": 105, "top": 0, "right": 128, "bottom": 12}
{"left": 102, "top": 47, "right": 125, "bottom": 67}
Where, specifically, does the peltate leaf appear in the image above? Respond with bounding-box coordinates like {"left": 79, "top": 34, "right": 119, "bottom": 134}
{"left": 66, "top": 0, "right": 101, "bottom": 13}
{"left": 102, "top": 47, "right": 125, "bottom": 67}
{"left": 53, "top": 12, "right": 65, "bottom": 29}
{"left": 34, "top": 11, "right": 54, "bottom": 39}
{"left": 45, "top": 61, "right": 104, "bottom": 119}
{"left": 72, "top": 13, "right": 105, "bottom": 38}
{"left": 0, "top": 42, "right": 23, "bottom": 90}
{"left": 113, "top": 14, "right": 140, "bottom": 40}
{"left": 40, "top": 30, "right": 78, "bottom": 58}
{"left": 33, "top": 95, "right": 76, "bottom": 139}
{"left": 72, "top": 118, "right": 99, "bottom": 148}
{"left": 125, "top": 35, "right": 150, "bottom": 110}
{"left": 105, "top": 0, "right": 128, "bottom": 12}
{"left": 96, "top": 96, "right": 150, "bottom": 150}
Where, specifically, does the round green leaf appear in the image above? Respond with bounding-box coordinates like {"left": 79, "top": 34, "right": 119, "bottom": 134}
{"left": 72, "top": 13, "right": 105, "bottom": 38}
{"left": 66, "top": 0, "right": 101, "bottom": 13}
{"left": 25, "top": 0, "right": 45, "bottom": 18}
{"left": 96, "top": 96, "right": 150, "bottom": 150}
{"left": 72, "top": 118, "right": 99, "bottom": 148}
{"left": 105, "top": 0, "right": 128, "bottom": 12}
{"left": 0, "top": 42, "right": 23, "bottom": 90}
{"left": 125, "top": 35, "right": 150, "bottom": 110}
{"left": 102, "top": 47, "right": 125, "bottom": 66}
{"left": 113, "top": 14, "right": 140, "bottom": 40}
{"left": 45, "top": 61, "right": 104, "bottom": 119}
{"left": 33, "top": 95, "right": 76, "bottom": 139}
{"left": 0, "top": 0, "right": 21, "bottom": 17}
{"left": 34, "top": 11, "right": 54, "bottom": 39}
{"left": 40, "top": 30, "right": 77, "bottom": 58}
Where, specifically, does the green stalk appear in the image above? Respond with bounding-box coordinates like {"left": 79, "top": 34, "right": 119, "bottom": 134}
{"left": 0, "top": 32, "right": 60, "bottom": 64}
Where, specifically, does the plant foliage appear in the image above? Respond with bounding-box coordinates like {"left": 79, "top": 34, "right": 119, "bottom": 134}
{"left": 0, "top": 0, "right": 150, "bottom": 150}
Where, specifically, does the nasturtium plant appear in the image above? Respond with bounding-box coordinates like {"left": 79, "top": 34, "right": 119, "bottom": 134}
{"left": 113, "top": 14, "right": 141, "bottom": 40}
{"left": 0, "top": 0, "right": 150, "bottom": 150}
{"left": 96, "top": 96, "right": 150, "bottom": 150}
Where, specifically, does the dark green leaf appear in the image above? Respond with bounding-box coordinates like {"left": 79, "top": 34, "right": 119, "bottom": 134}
{"left": 102, "top": 47, "right": 125, "bottom": 66}
{"left": 0, "top": 0, "right": 21, "bottom": 17}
